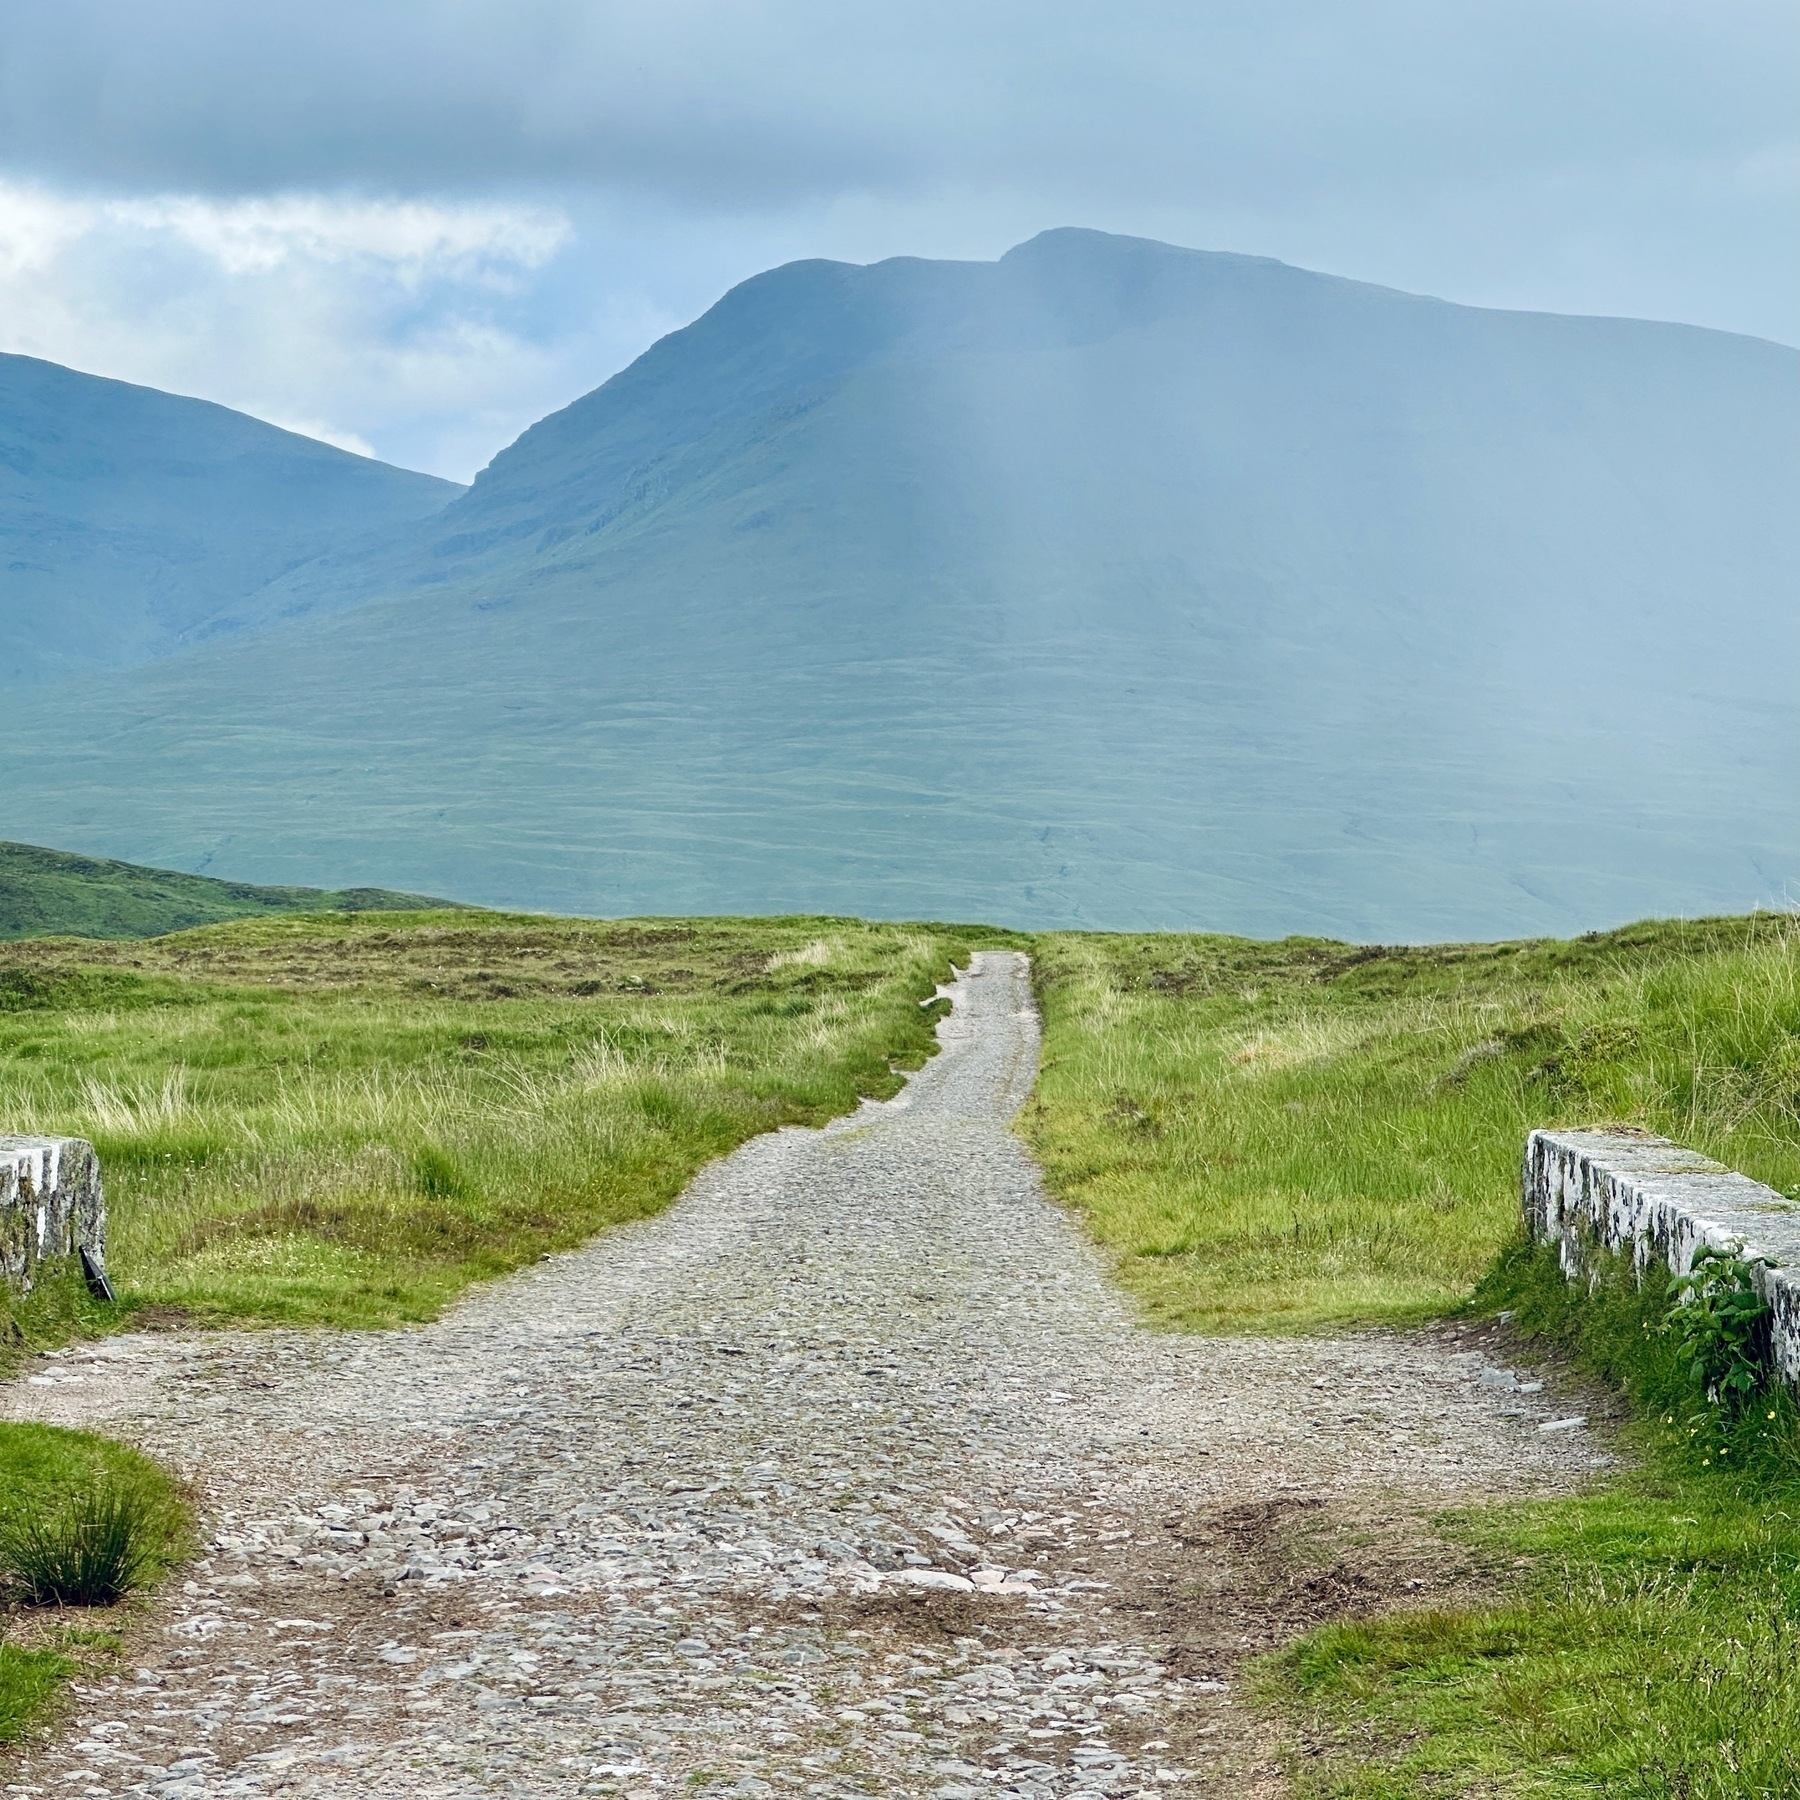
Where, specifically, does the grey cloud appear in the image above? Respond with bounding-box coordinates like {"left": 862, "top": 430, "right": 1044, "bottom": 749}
{"left": 1, "top": 1, "right": 1791, "bottom": 212}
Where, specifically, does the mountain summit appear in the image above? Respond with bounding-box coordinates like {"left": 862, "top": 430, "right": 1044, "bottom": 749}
{"left": 3, "top": 231, "right": 1795, "bottom": 936}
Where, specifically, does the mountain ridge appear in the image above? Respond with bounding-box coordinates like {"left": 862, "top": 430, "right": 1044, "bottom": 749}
{"left": 2, "top": 229, "right": 1794, "bottom": 938}
{"left": 241, "top": 230, "right": 1798, "bottom": 629}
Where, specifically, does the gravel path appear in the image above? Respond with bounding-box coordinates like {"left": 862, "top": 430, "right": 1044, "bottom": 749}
{"left": 3, "top": 952, "right": 1606, "bottom": 1799}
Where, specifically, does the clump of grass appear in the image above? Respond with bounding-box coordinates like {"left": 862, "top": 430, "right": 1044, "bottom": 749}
{"left": 1026, "top": 913, "right": 1800, "bottom": 1333}
{"left": 0, "top": 1424, "right": 188, "bottom": 1591}
{"left": 0, "top": 1422, "right": 187, "bottom": 1740}
{"left": 0, "top": 1481, "right": 161, "bottom": 1606}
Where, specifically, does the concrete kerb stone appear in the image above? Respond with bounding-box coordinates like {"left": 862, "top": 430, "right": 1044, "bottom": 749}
{"left": 1523, "top": 1127, "right": 1800, "bottom": 1385}
{"left": 0, "top": 1134, "right": 109, "bottom": 1299}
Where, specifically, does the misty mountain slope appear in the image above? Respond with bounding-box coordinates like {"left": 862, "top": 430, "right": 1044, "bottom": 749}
{"left": 0, "top": 353, "right": 461, "bottom": 687}
{"left": 1, "top": 230, "right": 1794, "bottom": 936}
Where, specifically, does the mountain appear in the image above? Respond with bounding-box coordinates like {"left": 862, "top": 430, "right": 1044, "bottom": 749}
{"left": 0, "top": 839, "right": 459, "bottom": 942}
{"left": 1, "top": 230, "right": 1794, "bottom": 937}
{"left": 0, "top": 353, "right": 460, "bottom": 688}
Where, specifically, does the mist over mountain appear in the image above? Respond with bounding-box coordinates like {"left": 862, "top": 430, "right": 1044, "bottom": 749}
{"left": 2, "top": 230, "right": 1794, "bottom": 937}
{"left": 0, "top": 353, "right": 460, "bottom": 688}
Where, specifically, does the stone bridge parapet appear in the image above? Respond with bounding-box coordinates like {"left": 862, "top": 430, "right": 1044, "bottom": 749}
{"left": 1524, "top": 1127, "right": 1800, "bottom": 1386}
{"left": 0, "top": 1134, "right": 110, "bottom": 1301}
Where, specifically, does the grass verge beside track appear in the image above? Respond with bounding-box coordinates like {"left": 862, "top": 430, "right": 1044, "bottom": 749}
{"left": 0, "top": 1422, "right": 190, "bottom": 1744}
{"left": 1025, "top": 914, "right": 1800, "bottom": 1333}
{"left": 0, "top": 910, "right": 984, "bottom": 1331}
{"left": 1265, "top": 1248, "right": 1800, "bottom": 1797}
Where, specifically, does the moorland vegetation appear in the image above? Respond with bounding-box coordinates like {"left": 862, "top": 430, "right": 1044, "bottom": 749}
{"left": 0, "top": 909, "right": 983, "bottom": 1333}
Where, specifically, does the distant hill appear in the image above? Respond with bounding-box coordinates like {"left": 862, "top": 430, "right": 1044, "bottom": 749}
{"left": 0, "top": 353, "right": 460, "bottom": 688}
{"left": 1, "top": 231, "right": 1794, "bottom": 938}
{"left": 0, "top": 840, "right": 459, "bottom": 941}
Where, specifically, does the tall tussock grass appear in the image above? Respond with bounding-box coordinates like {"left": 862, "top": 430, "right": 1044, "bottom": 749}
{"left": 1028, "top": 912, "right": 1800, "bottom": 1332}
{"left": 0, "top": 912, "right": 979, "bottom": 1327}
{"left": 0, "top": 1480, "right": 161, "bottom": 1607}
{"left": 0, "top": 1423, "right": 191, "bottom": 1739}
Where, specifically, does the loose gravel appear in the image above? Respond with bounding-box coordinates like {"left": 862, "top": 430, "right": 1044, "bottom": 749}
{"left": 3, "top": 952, "right": 1606, "bottom": 1799}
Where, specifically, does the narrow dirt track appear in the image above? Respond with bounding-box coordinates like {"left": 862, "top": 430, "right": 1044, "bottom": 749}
{"left": 3, "top": 951, "right": 1606, "bottom": 1799}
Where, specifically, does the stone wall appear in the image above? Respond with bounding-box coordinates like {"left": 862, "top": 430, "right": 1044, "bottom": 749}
{"left": 0, "top": 1135, "right": 109, "bottom": 1299}
{"left": 1524, "top": 1127, "right": 1800, "bottom": 1386}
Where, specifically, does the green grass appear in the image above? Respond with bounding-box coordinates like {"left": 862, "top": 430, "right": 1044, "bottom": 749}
{"left": 0, "top": 1642, "right": 69, "bottom": 1746}
{"left": 0, "top": 838, "right": 457, "bottom": 942}
{"left": 0, "top": 1421, "right": 190, "bottom": 1742}
{"left": 1025, "top": 914, "right": 1800, "bottom": 1333}
{"left": 1278, "top": 1574, "right": 1799, "bottom": 1800}
{"left": 0, "top": 909, "right": 983, "bottom": 1330}
{"left": 0, "top": 1423, "right": 188, "bottom": 1573}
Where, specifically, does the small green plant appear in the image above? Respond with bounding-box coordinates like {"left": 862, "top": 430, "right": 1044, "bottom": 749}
{"left": 1668, "top": 1245, "right": 1773, "bottom": 1414}
{"left": 0, "top": 1480, "right": 163, "bottom": 1606}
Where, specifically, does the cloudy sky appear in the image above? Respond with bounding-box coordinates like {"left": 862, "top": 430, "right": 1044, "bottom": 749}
{"left": 1, "top": 1, "right": 1792, "bottom": 480}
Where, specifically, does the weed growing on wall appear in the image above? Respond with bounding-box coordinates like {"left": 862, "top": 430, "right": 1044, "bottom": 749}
{"left": 1669, "top": 1247, "right": 1773, "bottom": 1413}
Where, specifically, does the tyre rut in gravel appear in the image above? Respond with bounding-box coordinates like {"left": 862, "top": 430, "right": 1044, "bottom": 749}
{"left": 3, "top": 951, "right": 1606, "bottom": 1799}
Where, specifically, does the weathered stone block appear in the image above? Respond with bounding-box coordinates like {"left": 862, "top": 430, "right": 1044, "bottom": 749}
{"left": 0, "top": 1135, "right": 108, "bottom": 1299}
{"left": 1523, "top": 1127, "right": 1800, "bottom": 1385}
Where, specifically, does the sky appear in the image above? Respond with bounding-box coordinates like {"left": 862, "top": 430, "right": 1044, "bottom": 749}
{"left": 0, "top": 1, "right": 1793, "bottom": 481}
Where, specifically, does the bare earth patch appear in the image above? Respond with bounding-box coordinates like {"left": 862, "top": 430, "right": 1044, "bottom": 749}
{"left": 1, "top": 953, "right": 1605, "bottom": 1798}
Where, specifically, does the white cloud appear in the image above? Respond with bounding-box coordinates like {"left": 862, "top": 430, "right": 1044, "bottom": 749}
{"left": 0, "top": 183, "right": 99, "bottom": 276}
{"left": 0, "top": 181, "right": 581, "bottom": 477}
{"left": 257, "top": 415, "right": 378, "bottom": 458}
{"left": 105, "top": 192, "right": 569, "bottom": 282}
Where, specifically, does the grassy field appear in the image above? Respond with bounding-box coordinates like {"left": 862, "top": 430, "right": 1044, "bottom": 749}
{"left": 1025, "top": 913, "right": 1800, "bottom": 1797}
{"left": 0, "top": 909, "right": 981, "bottom": 1331}
{"left": 1025, "top": 914, "right": 1800, "bottom": 1333}
{"left": 0, "top": 839, "right": 455, "bottom": 942}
